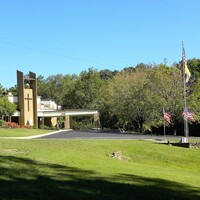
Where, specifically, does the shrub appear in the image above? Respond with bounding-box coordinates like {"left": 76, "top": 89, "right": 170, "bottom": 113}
{"left": 32, "top": 124, "right": 38, "bottom": 129}
{"left": 0, "top": 120, "right": 6, "bottom": 127}
{"left": 5, "top": 122, "right": 20, "bottom": 128}
{"left": 39, "top": 125, "right": 51, "bottom": 130}
{"left": 71, "top": 121, "right": 93, "bottom": 130}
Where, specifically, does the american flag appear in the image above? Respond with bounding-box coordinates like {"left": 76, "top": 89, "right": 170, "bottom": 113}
{"left": 182, "top": 111, "right": 195, "bottom": 122}
{"left": 164, "top": 112, "right": 171, "bottom": 124}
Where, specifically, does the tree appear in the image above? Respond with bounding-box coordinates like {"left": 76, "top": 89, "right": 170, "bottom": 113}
{"left": 64, "top": 68, "right": 104, "bottom": 109}
{"left": 108, "top": 67, "right": 163, "bottom": 133}
{"left": 0, "top": 96, "right": 17, "bottom": 121}
{"left": 37, "top": 74, "right": 75, "bottom": 107}
{"left": 99, "top": 69, "right": 118, "bottom": 80}
{"left": 150, "top": 64, "right": 184, "bottom": 135}
{"left": 37, "top": 75, "right": 47, "bottom": 98}
{"left": 7, "top": 86, "right": 17, "bottom": 96}
{"left": 187, "top": 58, "right": 200, "bottom": 83}
{"left": 187, "top": 76, "right": 200, "bottom": 122}
{"left": 0, "top": 84, "right": 6, "bottom": 97}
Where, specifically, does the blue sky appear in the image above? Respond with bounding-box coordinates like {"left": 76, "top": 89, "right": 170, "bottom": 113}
{"left": 0, "top": 0, "right": 200, "bottom": 88}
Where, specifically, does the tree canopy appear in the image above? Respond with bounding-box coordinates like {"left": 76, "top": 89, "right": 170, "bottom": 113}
{"left": 2, "top": 58, "right": 200, "bottom": 135}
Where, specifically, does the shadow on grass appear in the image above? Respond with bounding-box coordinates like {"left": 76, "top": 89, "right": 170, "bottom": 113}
{"left": 0, "top": 155, "right": 199, "bottom": 200}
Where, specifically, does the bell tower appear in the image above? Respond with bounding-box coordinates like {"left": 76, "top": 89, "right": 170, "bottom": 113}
{"left": 17, "top": 70, "right": 38, "bottom": 127}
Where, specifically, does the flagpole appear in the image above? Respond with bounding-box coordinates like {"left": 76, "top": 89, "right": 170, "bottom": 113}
{"left": 163, "top": 107, "right": 166, "bottom": 140}
{"left": 182, "top": 41, "right": 189, "bottom": 143}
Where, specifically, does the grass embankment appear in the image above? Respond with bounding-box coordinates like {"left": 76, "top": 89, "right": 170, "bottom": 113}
{"left": 0, "top": 137, "right": 200, "bottom": 200}
{"left": 0, "top": 128, "right": 53, "bottom": 137}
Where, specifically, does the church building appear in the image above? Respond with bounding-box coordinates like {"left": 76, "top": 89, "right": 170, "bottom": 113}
{"left": 7, "top": 70, "right": 100, "bottom": 129}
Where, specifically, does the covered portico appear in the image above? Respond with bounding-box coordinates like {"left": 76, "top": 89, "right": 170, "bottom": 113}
{"left": 37, "top": 109, "right": 100, "bottom": 129}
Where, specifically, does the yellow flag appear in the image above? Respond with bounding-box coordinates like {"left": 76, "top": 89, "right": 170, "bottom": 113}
{"left": 183, "top": 59, "right": 191, "bottom": 83}
{"left": 182, "top": 44, "right": 191, "bottom": 83}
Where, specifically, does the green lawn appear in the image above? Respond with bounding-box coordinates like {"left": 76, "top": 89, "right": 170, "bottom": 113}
{"left": 0, "top": 137, "right": 200, "bottom": 200}
{"left": 0, "top": 128, "right": 53, "bottom": 137}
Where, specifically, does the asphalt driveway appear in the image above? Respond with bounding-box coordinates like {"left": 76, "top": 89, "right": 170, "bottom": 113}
{"left": 35, "top": 129, "right": 199, "bottom": 141}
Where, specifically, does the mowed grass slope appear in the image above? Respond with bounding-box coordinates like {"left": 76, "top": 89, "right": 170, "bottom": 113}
{"left": 0, "top": 128, "right": 53, "bottom": 137}
{"left": 0, "top": 138, "right": 200, "bottom": 200}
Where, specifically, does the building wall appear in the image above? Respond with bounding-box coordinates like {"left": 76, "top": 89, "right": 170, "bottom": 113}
{"left": 24, "top": 89, "right": 34, "bottom": 125}
{"left": 37, "top": 97, "right": 41, "bottom": 110}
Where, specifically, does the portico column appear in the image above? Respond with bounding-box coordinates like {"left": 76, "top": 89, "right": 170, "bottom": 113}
{"left": 93, "top": 113, "right": 100, "bottom": 128}
{"left": 42, "top": 112, "right": 44, "bottom": 127}
{"left": 65, "top": 115, "right": 70, "bottom": 129}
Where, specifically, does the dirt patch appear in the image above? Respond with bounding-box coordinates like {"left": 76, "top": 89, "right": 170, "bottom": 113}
{"left": 0, "top": 149, "right": 28, "bottom": 154}
{"left": 110, "top": 151, "right": 130, "bottom": 161}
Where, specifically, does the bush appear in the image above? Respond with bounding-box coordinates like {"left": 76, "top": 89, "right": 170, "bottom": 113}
{"left": 71, "top": 121, "right": 93, "bottom": 130}
{"left": 39, "top": 125, "right": 52, "bottom": 130}
{"left": 5, "top": 122, "right": 20, "bottom": 128}
{"left": 21, "top": 125, "right": 32, "bottom": 129}
{"left": 0, "top": 120, "right": 6, "bottom": 127}
{"left": 32, "top": 124, "right": 38, "bottom": 129}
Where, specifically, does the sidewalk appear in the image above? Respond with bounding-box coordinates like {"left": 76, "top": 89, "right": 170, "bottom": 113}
{"left": 0, "top": 129, "right": 71, "bottom": 139}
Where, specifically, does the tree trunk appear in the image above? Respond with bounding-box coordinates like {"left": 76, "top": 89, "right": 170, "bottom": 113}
{"left": 173, "top": 122, "right": 177, "bottom": 136}
{"left": 139, "top": 121, "right": 144, "bottom": 134}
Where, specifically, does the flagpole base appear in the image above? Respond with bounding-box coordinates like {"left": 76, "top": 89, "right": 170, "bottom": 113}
{"left": 181, "top": 137, "right": 188, "bottom": 143}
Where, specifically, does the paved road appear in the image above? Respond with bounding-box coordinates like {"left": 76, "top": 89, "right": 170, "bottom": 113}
{"left": 36, "top": 129, "right": 200, "bottom": 141}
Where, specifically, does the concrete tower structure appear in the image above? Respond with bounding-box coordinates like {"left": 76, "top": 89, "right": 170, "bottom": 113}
{"left": 17, "top": 70, "right": 38, "bottom": 127}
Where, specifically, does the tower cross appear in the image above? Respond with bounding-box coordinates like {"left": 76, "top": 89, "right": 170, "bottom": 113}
{"left": 24, "top": 93, "right": 32, "bottom": 112}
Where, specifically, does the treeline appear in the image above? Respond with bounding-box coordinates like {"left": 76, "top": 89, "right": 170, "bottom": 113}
{"left": 1, "top": 58, "right": 200, "bottom": 135}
